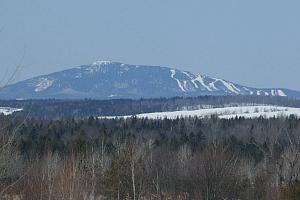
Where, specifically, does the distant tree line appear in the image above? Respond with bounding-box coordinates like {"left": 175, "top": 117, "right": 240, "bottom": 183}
{"left": 2, "top": 95, "right": 300, "bottom": 119}
{"left": 1, "top": 115, "right": 300, "bottom": 199}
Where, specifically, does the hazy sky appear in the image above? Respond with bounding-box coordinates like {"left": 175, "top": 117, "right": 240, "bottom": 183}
{"left": 1, "top": 0, "right": 300, "bottom": 90}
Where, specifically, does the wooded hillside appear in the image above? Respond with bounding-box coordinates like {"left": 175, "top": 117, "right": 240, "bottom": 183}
{"left": 1, "top": 115, "right": 300, "bottom": 199}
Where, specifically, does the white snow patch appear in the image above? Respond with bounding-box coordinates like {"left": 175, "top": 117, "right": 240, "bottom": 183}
{"left": 270, "top": 89, "right": 286, "bottom": 97}
{"left": 75, "top": 73, "right": 82, "bottom": 79}
{"left": 35, "top": 78, "right": 54, "bottom": 92}
{"left": 170, "top": 69, "right": 186, "bottom": 92}
{"left": 0, "top": 107, "right": 23, "bottom": 115}
{"left": 183, "top": 81, "right": 188, "bottom": 89}
{"left": 277, "top": 89, "right": 287, "bottom": 97}
{"left": 243, "top": 87, "right": 254, "bottom": 95}
{"left": 257, "top": 91, "right": 261, "bottom": 95}
{"left": 92, "top": 60, "right": 113, "bottom": 66}
{"left": 209, "top": 81, "right": 218, "bottom": 91}
{"left": 86, "top": 60, "right": 113, "bottom": 73}
{"left": 214, "top": 79, "right": 240, "bottom": 94}
{"left": 194, "top": 75, "right": 213, "bottom": 91}
{"left": 271, "top": 90, "right": 275, "bottom": 96}
{"left": 182, "top": 72, "right": 198, "bottom": 89}
{"left": 101, "top": 106, "right": 300, "bottom": 120}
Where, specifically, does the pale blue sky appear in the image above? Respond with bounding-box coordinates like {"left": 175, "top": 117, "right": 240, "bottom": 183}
{"left": 1, "top": 0, "right": 300, "bottom": 90}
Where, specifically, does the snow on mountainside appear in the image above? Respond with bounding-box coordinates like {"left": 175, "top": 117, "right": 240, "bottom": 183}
{"left": 34, "top": 78, "right": 55, "bottom": 92}
{"left": 0, "top": 61, "right": 299, "bottom": 99}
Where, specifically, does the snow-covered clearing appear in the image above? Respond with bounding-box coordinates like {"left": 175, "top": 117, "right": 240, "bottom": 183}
{"left": 101, "top": 105, "right": 300, "bottom": 119}
{"left": 0, "top": 107, "right": 23, "bottom": 115}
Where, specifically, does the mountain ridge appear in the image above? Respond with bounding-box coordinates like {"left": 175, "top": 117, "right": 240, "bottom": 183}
{"left": 0, "top": 60, "right": 299, "bottom": 99}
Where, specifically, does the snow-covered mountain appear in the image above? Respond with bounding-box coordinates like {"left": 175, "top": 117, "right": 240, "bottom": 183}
{"left": 0, "top": 61, "right": 299, "bottom": 99}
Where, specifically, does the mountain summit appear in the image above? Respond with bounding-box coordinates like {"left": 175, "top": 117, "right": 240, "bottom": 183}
{"left": 0, "top": 61, "right": 299, "bottom": 99}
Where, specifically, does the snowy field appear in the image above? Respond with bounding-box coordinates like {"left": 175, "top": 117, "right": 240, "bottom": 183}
{"left": 0, "top": 107, "right": 23, "bottom": 115}
{"left": 101, "top": 106, "right": 300, "bottom": 119}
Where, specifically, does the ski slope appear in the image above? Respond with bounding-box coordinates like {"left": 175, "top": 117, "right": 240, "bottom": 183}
{"left": 101, "top": 106, "right": 300, "bottom": 119}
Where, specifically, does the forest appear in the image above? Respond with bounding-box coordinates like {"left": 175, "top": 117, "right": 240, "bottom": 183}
{"left": 2, "top": 95, "right": 300, "bottom": 119}
{"left": 1, "top": 114, "right": 300, "bottom": 199}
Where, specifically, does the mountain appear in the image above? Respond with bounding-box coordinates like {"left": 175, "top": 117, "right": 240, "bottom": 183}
{"left": 0, "top": 61, "right": 299, "bottom": 100}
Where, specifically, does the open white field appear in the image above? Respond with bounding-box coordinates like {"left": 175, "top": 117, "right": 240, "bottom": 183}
{"left": 0, "top": 107, "right": 23, "bottom": 115}
{"left": 101, "top": 105, "right": 300, "bottom": 119}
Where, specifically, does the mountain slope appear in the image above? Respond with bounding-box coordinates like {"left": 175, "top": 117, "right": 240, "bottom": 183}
{"left": 0, "top": 61, "right": 299, "bottom": 99}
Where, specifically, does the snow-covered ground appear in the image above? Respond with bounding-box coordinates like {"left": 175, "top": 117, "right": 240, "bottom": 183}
{"left": 101, "top": 106, "right": 300, "bottom": 119}
{"left": 0, "top": 107, "right": 23, "bottom": 115}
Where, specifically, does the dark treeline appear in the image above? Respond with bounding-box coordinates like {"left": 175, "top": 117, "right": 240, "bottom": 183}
{"left": 3, "top": 95, "right": 300, "bottom": 119}
{"left": 1, "top": 115, "right": 300, "bottom": 199}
